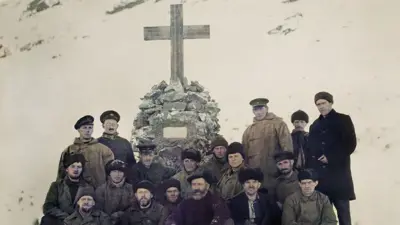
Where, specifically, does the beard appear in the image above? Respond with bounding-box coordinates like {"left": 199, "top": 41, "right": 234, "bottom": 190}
{"left": 80, "top": 205, "right": 93, "bottom": 213}
{"left": 279, "top": 168, "right": 291, "bottom": 175}
{"left": 139, "top": 198, "right": 151, "bottom": 207}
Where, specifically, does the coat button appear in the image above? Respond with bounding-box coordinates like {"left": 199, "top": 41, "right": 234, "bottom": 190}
{"left": 322, "top": 142, "right": 325, "bottom": 145}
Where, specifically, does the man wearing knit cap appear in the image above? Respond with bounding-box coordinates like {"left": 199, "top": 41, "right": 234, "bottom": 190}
{"left": 41, "top": 153, "right": 94, "bottom": 225}
{"left": 120, "top": 180, "right": 164, "bottom": 225}
{"left": 64, "top": 189, "right": 112, "bottom": 225}
{"left": 97, "top": 110, "right": 137, "bottom": 182}
{"left": 57, "top": 115, "right": 114, "bottom": 188}
{"left": 201, "top": 136, "right": 229, "bottom": 180}
{"left": 242, "top": 98, "right": 293, "bottom": 193}
{"left": 290, "top": 110, "right": 309, "bottom": 169}
{"left": 173, "top": 149, "right": 204, "bottom": 198}
{"left": 166, "top": 170, "right": 231, "bottom": 225}
{"left": 159, "top": 179, "right": 183, "bottom": 224}
{"left": 217, "top": 142, "right": 247, "bottom": 200}
{"left": 308, "top": 91, "right": 357, "bottom": 225}
{"left": 272, "top": 151, "right": 300, "bottom": 208}
{"left": 229, "top": 168, "right": 282, "bottom": 225}
{"left": 282, "top": 169, "right": 337, "bottom": 225}
{"left": 95, "top": 160, "right": 134, "bottom": 225}
{"left": 130, "top": 142, "right": 176, "bottom": 187}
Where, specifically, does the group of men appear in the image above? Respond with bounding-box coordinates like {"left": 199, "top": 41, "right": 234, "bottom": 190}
{"left": 40, "top": 91, "right": 357, "bottom": 225}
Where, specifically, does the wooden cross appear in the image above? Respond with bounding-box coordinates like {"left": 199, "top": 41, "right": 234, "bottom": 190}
{"left": 143, "top": 4, "right": 210, "bottom": 87}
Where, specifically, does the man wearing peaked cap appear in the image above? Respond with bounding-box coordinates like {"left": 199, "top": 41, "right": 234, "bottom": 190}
{"left": 121, "top": 180, "right": 164, "bottom": 224}
{"left": 57, "top": 115, "right": 114, "bottom": 188}
{"left": 290, "top": 110, "right": 309, "bottom": 169}
{"left": 97, "top": 110, "right": 136, "bottom": 184}
{"left": 130, "top": 141, "right": 176, "bottom": 187}
{"left": 41, "top": 153, "right": 94, "bottom": 225}
{"left": 229, "top": 168, "right": 282, "bottom": 225}
{"left": 273, "top": 151, "right": 300, "bottom": 206}
{"left": 95, "top": 160, "right": 134, "bottom": 224}
{"left": 282, "top": 168, "right": 337, "bottom": 225}
{"left": 309, "top": 91, "right": 357, "bottom": 225}
{"left": 173, "top": 149, "right": 204, "bottom": 198}
{"left": 242, "top": 97, "right": 293, "bottom": 194}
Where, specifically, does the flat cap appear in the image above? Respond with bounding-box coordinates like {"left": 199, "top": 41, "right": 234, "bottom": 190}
{"left": 136, "top": 143, "right": 157, "bottom": 154}
{"left": 187, "top": 170, "right": 214, "bottom": 184}
{"left": 298, "top": 169, "right": 318, "bottom": 181}
{"left": 249, "top": 98, "right": 269, "bottom": 107}
{"left": 74, "top": 115, "right": 94, "bottom": 130}
{"left": 100, "top": 110, "right": 120, "bottom": 123}
{"left": 134, "top": 180, "right": 155, "bottom": 193}
{"left": 273, "top": 151, "right": 295, "bottom": 162}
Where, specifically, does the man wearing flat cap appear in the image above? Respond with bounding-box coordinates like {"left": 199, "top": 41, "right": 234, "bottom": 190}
{"left": 166, "top": 170, "right": 231, "bottom": 225}
{"left": 282, "top": 169, "right": 337, "bottom": 225}
{"left": 172, "top": 149, "right": 204, "bottom": 198}
{"left": 307, "top": 91, "right": 357, "bottom": 225}
{"left": 130, "top": 142, "right": 176, "bottom": 188}
{"left": 272, "top": 151, "right": 300, "bottom": 208}
{"left": 41, "top": 153, "right": 94, "bottom": 225}
{"left": 120, "top": 180, "right": 164, "bottom": 225}
{"left": 290, "top": 110, "right": 310, "bottom": 169}
{"left": 97, "top": 110, "right": 136, "bottom": 183}
{"left": 228, "top": 168, "right": 281, "bottom": 225}
{"left": 64, "top": 189, "right": 112, "bottom": 225}
{"left": 95, "top": 160, "right": 134, "bottom": 225}
{"left": 201, "top": 136, "right": 229, "bottom": 181}
{"left": 57, "top": 115, "right": 114, "bottom": 188}
{"left": 242, "top": 98, "right": 293, "bottom": 193}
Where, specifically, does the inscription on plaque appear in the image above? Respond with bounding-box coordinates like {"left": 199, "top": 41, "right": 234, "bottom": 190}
{"left": 163, "top": 127, "right": 188, "bottom": 139}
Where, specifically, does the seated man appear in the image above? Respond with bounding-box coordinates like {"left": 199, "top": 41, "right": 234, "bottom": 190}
{"left": 41, "top": 153, "right": 94, "bottom": 225}
{"left": 172, "top": 149, "right": 203, "bottom": 198}
{"left": 120, "top": 180, "right": 164, "bottom": 225}
{"left": 167, "top": 170, "right": 231, "bottom": 225}
{"left": 95, "top": 160, "right": 134, "bottom": 225}
{"left": 130, "top": 143, "right": 176, "bottom": 187}
{"left": 217, "top": 142, "right": 247, "bottom": 200}
{"left": 159, "top": 178, "right": 183, "bottom": 223}
{"left": 64, "top": 189, "right": 111, "bottom": 225}
{"left": 282, "top": 169, "right": 337, "bottom": 225}
{"left": 229, "top": 168, "right": 281, "bottom": 225}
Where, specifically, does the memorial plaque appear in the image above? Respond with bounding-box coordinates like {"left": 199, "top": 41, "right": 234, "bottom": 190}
{"left": 163, "top": 126, "right": 188, "bottom": 139}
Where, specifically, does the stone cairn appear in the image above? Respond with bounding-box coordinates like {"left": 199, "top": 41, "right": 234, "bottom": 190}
{"left": 131, "top": 80, "right": 221, "bottom": 170}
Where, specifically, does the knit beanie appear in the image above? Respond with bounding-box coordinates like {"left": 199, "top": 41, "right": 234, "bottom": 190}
{"left": 210, "top": 136, "right": 228, "bottom": 150}
{"left": 314, "top": 91, "right": 333, "bottom": 104}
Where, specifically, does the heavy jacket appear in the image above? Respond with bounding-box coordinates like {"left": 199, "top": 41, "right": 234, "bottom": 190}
{"left": 217, "top": 165, "right": 246, "bottom": 200}
{"left": 172, "top": 167, "right": 204, "bottom": 198}
{"left": 166, "top": 191, "right": 231, "bottom": 225}
{"left": 282, "top": 191, "right": 337, "bottom": 225}
{"left": 64, "top": 209, "right": 112, "bottom": 225}
{"left": 242, "top": 113, "right": 293, "bottom": 191}
{"left": 131, "top": 162, "right": 176, "bottom": 188}
{"left": 95, "top": 180, "right": 134, "bottom": 224}
{"left": 57, "top": 138, "right": 114, "bottom": 188}
{"left": 274, "top": 170, "right": 300, "bottom": 205}
{"left": 291, "top": 129, "right": 308, "bottom": 169}
{"left": 228, "top": 192, "right": 281, "bottom": 225}
{"left": 42, "top": 177, "right": 94, "bottom": 220}
{"left": 307, "top": 109, "right": 357, "bottom": 200}
{"left": 120, "top": 201, "right": 165, "bottom": 225}
{"left": 200, "top": 155, "right": 229, "bottom": 181}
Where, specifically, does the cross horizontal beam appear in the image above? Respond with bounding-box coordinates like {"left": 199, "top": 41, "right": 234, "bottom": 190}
{"left": 144, "top": 25, "right": 210, "bottom": 41}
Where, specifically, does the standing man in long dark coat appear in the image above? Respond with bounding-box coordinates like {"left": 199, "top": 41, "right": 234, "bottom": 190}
{"left": 97, "top": 110, "right": 136, "bottom": 183}
{"left": 307, "top": 91, "right": 357, "bottom": 225}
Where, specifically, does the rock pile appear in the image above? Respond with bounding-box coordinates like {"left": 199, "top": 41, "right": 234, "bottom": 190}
{"left": 131, "top": 80, "right": 221, "bottom": 170}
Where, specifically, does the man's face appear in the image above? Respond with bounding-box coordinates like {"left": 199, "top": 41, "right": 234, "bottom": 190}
{"left": 140, "top": 152, "right": 154, "bottom": 167}
{"left": 293, "top": 120, "right": 307, "bottom": 129}
{"left": 213, "top": 146, "right": 227, "bottom": 159}
{"left": 228, "top": 153, "right": 244, "bottom": 168}
{"left": 110, "top": 170, "right": 125, "bottom": 183}
{"left": 183, "top": 158, "right": 198, "bottom": 172}
{"left": 165, "top": 187, "right": 180, "bottom": 203}
{"left": 66, "top": 162, "right": 83, "bottom": 179}
{"left": 299, "top": 179, "right": 318, "bottom": 196}
{"left": 315, "top": 99, "right": 333, "bottom": 116}
{"left": 191, "top": 178, "right": 209, "bottom": 200}
{"left": 78, "top": 125, "right": 93, "bottom": 139}
{"left": 276, "top": 159, "right": 294, "bottom": 175}
{"left": 243, "top": 179, "right": 261, "bottom": 196}
{"left": 77, "top": 196, "right": 95, "bottom": 212}
{"left": 103, "top": 119, "right": 118, "bottom": 134}
{"left": 135, "top": 188, "right": 152, "bottom": 206}
{"left": 252, "top": 106, "right": 267, "bottom": 120}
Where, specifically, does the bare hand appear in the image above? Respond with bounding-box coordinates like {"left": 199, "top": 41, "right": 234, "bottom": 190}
{"left": 318, "top": 155, "right": 328, "bottom": 164}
